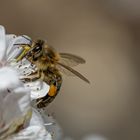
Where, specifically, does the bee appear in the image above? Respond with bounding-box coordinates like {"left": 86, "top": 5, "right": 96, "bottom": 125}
{"left": 15, "top": 36, "right": 90, "bottom": 108}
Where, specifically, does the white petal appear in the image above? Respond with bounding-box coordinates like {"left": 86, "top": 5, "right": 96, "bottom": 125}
{"left": 41, "top": 112, "right": 63, "bottom": 140}
{"left": 0, "top": 66, "right": 32, "bottom": 139}
{"left": 6, "top": 35, "right": 31, "bottom": 62}
{"left": 0, "top": 25, "right": 6, "bottom": 62}
{"left": 0, "top": 66, "right": 20, "bottom": 90}
{"left": 6, "top": 34, "right": 17, "bottom": 55}
{"left": 3, "top": 87, "right": 31, "bottom": 125}
{"left": 30, "top": 108, "right": 45, "bottom": 126}
{"left": 35, "top": 109, "right": 63, "bottom": 140}
{"left": 8, "top": 126, "right": 52, "bottom": 140}
{"left": 7, "top": 109, "right": 52, "bottom": 140}
{"left": 24, "top": 80, "right": 50, "bottom": 99}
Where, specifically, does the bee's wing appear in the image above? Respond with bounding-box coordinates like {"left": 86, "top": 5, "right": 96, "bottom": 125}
{"left": 59, "top": 53, "right": 86, "bottom": 67}
{"left": 57, "top": 62, "right": 90, "bottom": 84}
{"left": 56, "top": 64, "right": 76, "bottom": 76}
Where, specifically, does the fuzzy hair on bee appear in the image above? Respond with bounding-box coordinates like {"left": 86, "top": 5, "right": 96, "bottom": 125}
{"left": 14, "top": 36, "right": 90, "bottom": 108}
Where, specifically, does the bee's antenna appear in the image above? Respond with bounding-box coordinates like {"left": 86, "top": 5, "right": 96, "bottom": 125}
{"left": 13, "top": 43, "right": 31, "bottom": 47}
{"left": 13, "top": 35, "right": 32, "bottom": 47}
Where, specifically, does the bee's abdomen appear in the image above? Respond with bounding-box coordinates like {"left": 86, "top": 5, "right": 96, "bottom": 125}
{"left": 36, "top": 71, "right": 62, "bottom": 108}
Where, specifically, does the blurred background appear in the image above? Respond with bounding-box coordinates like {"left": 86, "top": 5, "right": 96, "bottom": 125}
{"left": 0, "top": 0, "right": 140, "bottom": 139}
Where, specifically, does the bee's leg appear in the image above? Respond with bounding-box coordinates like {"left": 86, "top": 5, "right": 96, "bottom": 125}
{"left": 40, "top": 71, "right": 45, "bottom": 81}
{"left": 21, "top": 70, "right": 42, "bottom": 82}
{"left": 15, "top": 44, "right": 31, "bottom": 62}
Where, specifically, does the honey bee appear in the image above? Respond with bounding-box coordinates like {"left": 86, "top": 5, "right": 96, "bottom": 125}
{"left": 15, "top": 36, "right": 90, "bottom": 108}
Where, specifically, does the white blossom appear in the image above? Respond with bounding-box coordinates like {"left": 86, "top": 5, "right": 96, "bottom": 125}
{"left": 0, "top": 25, "right": 52, "bottom": 140}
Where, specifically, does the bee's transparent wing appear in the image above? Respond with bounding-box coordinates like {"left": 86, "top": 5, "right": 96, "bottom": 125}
{"left": 59, "top": 53, "right": 86, "bottom": 67}
{"left": 56, "top": 64, "right": 76, "bottom": 76}
{"left": 57, "top": 62, "right": 90, "bottom": 83}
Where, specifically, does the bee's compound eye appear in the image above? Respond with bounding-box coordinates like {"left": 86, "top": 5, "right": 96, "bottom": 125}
{"left": 33, "top": 46, "right": 42, "bottom": 52}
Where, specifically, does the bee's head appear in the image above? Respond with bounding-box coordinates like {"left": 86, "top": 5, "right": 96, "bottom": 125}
{"left": 26, "top": 40, "right": 44, "bottom": 61}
